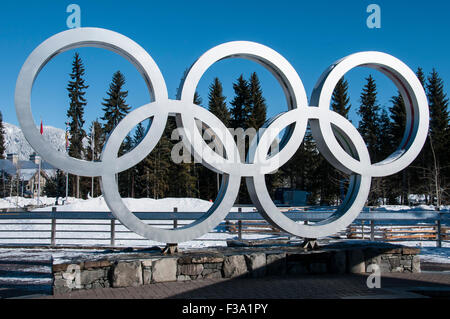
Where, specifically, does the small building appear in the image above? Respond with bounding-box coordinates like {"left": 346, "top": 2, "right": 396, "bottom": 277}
{"left": 274, "top": 188, "right": 309, "bottom": 206}
{"left": 0, "top": 153, "right": 57, "bottom": 197}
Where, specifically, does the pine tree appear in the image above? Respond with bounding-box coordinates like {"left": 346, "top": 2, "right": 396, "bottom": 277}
{"left": 168, "top": 92, "right": 199, "bottom": 198}
{"left": 148, "top": 121, "right": 172, "bottom": 199}
{"left": 44, "top": 170, "right": 66, "bottom": 198}
{"left": 0, "top": 111, "right": 5, "bottom": 159}
{"left": 357, "top": 75, "right": 383, "bottom": 204}
{"left": 230, "top": 75, "right": 251, "bottom": 129}
{"left": 416, "top": 67, "right": 426, "bottom": 87}
{"left": 411, "top": 68, "right": 433, "bottom": 204}
{"left": 427, "top": 69, "right": 449, "bottom": 158}
{"left": 425, "top": 69, "right": 449, "bottom": 205}
{"left": 247, "top": 73, "right": 267, "bottom": 131}
{"left": 358, "top": 75, "right": 382, "bottom": 162}
{"left": 388, "top": 92, "right": 408, "bottom": 204}
{"left": 230, "top": 75, "right": 252, "bottom": 203}
{"left": 331, "top": 78, "right": 351, "bottom": 118}
{"left": 316, "top": 77, "right": 352, "bottom": 205}
{"left": 208, "top": 78, "right": 230, "bottom": 127}
{"left": 101, "top": 71, "right": 132, "bottom": 197}
{"left": 101, "top": 71, "right": 131, "bottom": 136}
{"left": 133, "top": 122, "right": 149, "bottom": 198}
{"left": 85, "top": 120, "right": 105, "bottom": 197}
{"left": 199, "top": 79, "right": 231, "bottom": 200}
{"left": 66, "top": 53, "right": 89, "bottom": 198}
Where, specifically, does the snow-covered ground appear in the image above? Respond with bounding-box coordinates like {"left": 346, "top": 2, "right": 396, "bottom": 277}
{"left": 0, "top": 196, "right": 448, "bottom": 264}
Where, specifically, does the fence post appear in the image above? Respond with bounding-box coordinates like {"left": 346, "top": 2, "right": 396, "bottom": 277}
{"left": 361, "top": 220, "right": 365, "bottom": 240}
{"left": 238, "top": 207, "right": 242, "bottom": 240}
{"left": 110, "top": 218, "right": 116, "bottom": 247}
{"left": 50, "top": 207, "right": 57, "bottom": 247}
{"left": 370, "top": 220, "right": 375, "bottom": 241}
{"left": 173, "top": 207, "right": 178, "bottom": 229}
{"left": 436, "top": 208, "right": 442, "bottom": 248}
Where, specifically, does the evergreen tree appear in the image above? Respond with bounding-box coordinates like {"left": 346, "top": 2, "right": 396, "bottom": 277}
{"left": 0, "top": 111, "right": 5, "bottom": 159}
{"left": 416, "top": 67, "right": 426, "bottom": 87}
{"left": 0, "top": 111, "right": 7, "bottom": 198}
{"left": 101, "top": 71, "right": 131, "bottom": 136}
{"left": 410, "top": 68, "right": 433, "bottom": 204}
{"left": 133, "top": 122, "right": 151, "bottom": 198}
{"left": 425, "top": 69, "right": 449, "bottom": 205}
{"left": 230, "top": 75, "right": 252, "bottom": 203}
{"left": 168, "top": 91, "right": 199, "bottom": 198}
{"left": 331, "top": 78, "right": 351, "bottom": 118}
{"left": 85, "top": 120, "right": 104, "bottom": 197}
{"left": 357, "top": 75, "right": 383, "bottom": 204}
{"left": 230, "top": 75, "right": 251, "bottom": 129}
{"left": 198, "top": 79, "right": 231, "bottom": 200}
{"left": 247, "top": 73, "right": 267, "bottom": 131}
{"left": 148, "top": 121, "right": 172, "bottom": 199}
{"left": 388, "top": 92, "right": 408, "bottom": 204}
{"left": 66, "top": 53, "right": 88, "bottom": 198}
{"left": 282, "top": 127, "right": 321, "bottom": 204}
{"left": 427, "top": 69, "right": 449, "bottom": 158}
{"left": 389, "top": 93, "right": 406, "bottom": 146}
{"left": 208, "top": 78, "right": 230, "bottom": 127}
{"left": 316, "top": 77, "right": 352, "bottom": 205}
{"left": 44, "top": 170, "right": 67, "bottom": 198}
{"left": 101, "top": 71, "right": 132, "bottom": 197}
{"left": 358, "top": 75, "right": 382, "bottom": 162}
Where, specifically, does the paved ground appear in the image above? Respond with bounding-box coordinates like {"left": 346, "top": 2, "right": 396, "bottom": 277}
{"left": 36, "top": 272, "right": 450, "bottom": 299}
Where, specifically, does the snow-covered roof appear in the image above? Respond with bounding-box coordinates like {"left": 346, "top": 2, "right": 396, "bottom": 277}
{"left": 0, "top": 160, "right": 17, "bottom": 175}
{"left": 0, "top": 160, "right": 57, "bottom": 181}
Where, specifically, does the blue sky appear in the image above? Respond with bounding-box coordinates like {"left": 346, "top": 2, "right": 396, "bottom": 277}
{"left": 0, "top": 0, "right": 449, "bottom": 130}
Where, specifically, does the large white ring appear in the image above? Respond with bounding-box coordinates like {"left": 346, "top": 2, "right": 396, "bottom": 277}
{"left": 15, "top": 28, "right": 429, "bottom": 243}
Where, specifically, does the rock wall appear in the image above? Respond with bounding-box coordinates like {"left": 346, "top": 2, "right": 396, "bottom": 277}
{"left": 52, "top": 245, "right": 421, "bottom": 295}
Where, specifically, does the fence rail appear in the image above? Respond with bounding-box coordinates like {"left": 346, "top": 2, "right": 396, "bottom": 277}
{"left": 0, "top": 207, "right": 448, "bottom": 248}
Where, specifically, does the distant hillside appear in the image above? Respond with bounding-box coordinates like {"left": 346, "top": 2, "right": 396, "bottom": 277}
{"left": 3, "top": 122, "right": 66, "bottom": 160}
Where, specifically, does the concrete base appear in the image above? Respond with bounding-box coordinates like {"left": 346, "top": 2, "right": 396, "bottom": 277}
{"left": 52, "top": 241, "right": 421, "bottom": 295}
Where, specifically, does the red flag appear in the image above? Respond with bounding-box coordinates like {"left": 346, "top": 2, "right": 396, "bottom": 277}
{"left": 40, "top": 120, "right": 43, "bottom": 135}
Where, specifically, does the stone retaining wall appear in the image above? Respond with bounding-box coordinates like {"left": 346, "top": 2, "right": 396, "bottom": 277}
{"left": 52, "top": 245, "right": 421, "bottom": 294}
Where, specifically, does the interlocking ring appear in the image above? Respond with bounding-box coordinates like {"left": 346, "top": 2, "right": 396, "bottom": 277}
{"left": 15, "top": 28, "right": 429, "bottom": 243}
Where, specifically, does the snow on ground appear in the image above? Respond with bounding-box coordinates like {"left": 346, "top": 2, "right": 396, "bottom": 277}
{"left": 0, "top": 196, "right": 59, "bottom": 209}
{"left": 33, "top": 196, "right": 214, "bottom": 212}
{"left": 0, "top": 196, "right": 448, "bottom": 263}
{"left": 387, "top": 240, "right": 450, "bottom": 264}
{"left": 375, "top": 205, "right": 450, "bottom": 212}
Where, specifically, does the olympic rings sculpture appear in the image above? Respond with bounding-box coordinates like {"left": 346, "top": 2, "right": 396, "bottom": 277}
{"left": 15, "top": 28, "right": 429, "bottom": 243}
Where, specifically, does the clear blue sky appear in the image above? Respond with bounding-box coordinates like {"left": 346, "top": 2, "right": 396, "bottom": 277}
{"left": 0, "top": 0, "right": 449, "bottom": 130}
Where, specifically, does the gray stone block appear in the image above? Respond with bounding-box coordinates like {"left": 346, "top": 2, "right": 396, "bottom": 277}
{"left": 347, "top": 249, "right": 365, "bottom": 273}
{"left": 245, "top": 253, "right": 266, "bottom": 278}
{"left": 80, "top": 269, "right": 105, "bottom": 285}
{"left": 152, "top": 258, "right": 178, "bottom": 283}
{"left": 379, "top": 259, "right": 391, "bottom": 273}
{"left": 204, "top": 271, "right": 223, "bottom": 279}
{"left": 389, "top": 257, "right": 401, "bottom": 268}
{"left": 179, "top": 263, "right": 204, "bottom": 276}
{"left": 412, "top": 256, "right": 421, "bottom": 273}
{"left": 143, "top": 268, "right": 152, "bottom": 285}
{"left": 330, "top": 251, "right": 346, "bottom": 274}
{"left": 223, "top": 255, "right": 248, "bottom": 278}
{"left": 310, "top": 262, "right": 327, "bottom": 274}
{"left": 287, "top": 263, "right": 308, "bottom": 275}
{"left": 112, "top": 261, "right": 143, "bottom": 288}
{"left": 266, "top": 253, "right": 286, "bottom": 276}
{"left": 177, "top": 275, "right": 191, "bottom": 281}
